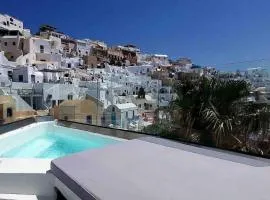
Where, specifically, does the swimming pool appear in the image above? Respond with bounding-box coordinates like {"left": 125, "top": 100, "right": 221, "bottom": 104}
{"left": 0, "top": 122, "right": 121, "bottom": 159}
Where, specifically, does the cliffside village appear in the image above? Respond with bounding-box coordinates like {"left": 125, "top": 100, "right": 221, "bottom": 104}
{"left": 0, "top": 14, "right": 269, "bottom": 130}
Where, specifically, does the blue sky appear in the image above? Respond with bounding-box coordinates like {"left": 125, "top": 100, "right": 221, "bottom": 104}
{"left": 2, "top": 0, "right": 270, "bottom": 71}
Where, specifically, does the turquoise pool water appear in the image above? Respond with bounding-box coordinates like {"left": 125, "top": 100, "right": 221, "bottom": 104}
{"left": 0, "top": 122, "right": 121, "bottom": 159}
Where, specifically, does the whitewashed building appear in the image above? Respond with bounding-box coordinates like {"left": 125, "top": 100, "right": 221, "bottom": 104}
{"left": 0, "top": 14, "right": 31, "bottom": 36}
{"left": 104, "top": 103, "right": 138, "bottom": 129}
{"left": 0, "top": 14, "right": 23, "bottom": 32}
{"left": 62, "top": 57, "right": 83, "bottom": 69}
{"left": 151, "top": 54, "right": 170, "bottom": 66}
{"left": 0, "top": 35, "right": 62, "bottom": 67}
{"left": 76, "top": 39, "right": 91, "bottom": 57}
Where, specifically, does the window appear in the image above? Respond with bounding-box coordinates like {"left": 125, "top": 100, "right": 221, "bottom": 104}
{"left": 68, "top": 94, "right": 73, "bottom": 100}
{"left": 31, "top": 75, "right": 35, "bottom": 83}
{"left": 7, "top": 108, "right": 13, "bottom": 117}
{"left": 40, "top": 45, "right": 44, "bottom": 53}
{"left": 101, "top": 116, "right": 105, "bottom": 125}
{"left": 58, "top": 100, "right": 64, "bottom": 105}
{"left": 52, "top": 100, "right": 56, "bottom": 107}
{"left": 10, "top": 56, "right": 14, "bottom": 59}
{"left": 18, "top": 75, "right": 23, "bottom": 82}
{"left": 86, "top": 115, "right": 92, "bottom": 125}
{"left": 133, "top": 110, "right": 135, "bottom": 117}
{"left": 112, "top": 107, "right": 115, "bottom": 112}
{"left": 138, "top": 104, "right": 141, "bottom": 108}
{"left": 10, "top": 18, "right": 13, "bottom": 22}
{"left": 126, "top": 112, "right": 128, "bottom": 118}
{"left": 12, "top": 42, "right": 16, "bottom": 46}
{"left": 4, "top": 42, "right": 7, "bottom": 46}
{"left": 8, "top": 71, "right": 12, "bottom": 79}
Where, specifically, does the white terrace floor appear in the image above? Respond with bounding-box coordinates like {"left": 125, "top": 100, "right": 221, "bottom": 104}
{"left": 51, "top": 137, "right": 270, "bottom": 200}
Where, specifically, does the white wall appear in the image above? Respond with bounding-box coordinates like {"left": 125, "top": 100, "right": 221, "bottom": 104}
{"left": 12, "top": 66, "right": 43, "bottom": 83}
{"left": 126, "top": 65, "right": 153, "bottom": 75}
{"left": 0, "top": 67, "right": 12, "bottom": 86}
{"left": 43, "top": 83, "right": 86, "bottom": 107}
{"left": 32, "top": 37, "right": 52, "bottom": 54}
{"left": 12, "top": 67, "right": 28, "bottom": 82}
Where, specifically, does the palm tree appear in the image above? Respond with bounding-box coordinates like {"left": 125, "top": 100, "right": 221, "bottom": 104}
{"left": 235, "top": 103, "right": 270, "bottom": 155}
{"left": 171, "top": 77, "right": 211, "bottom": 142}
{"left": 201, "top": 79, "right": 250, "bottom": 146}
{"left": 171, "top": 77, "right": 251, "bottom": 146}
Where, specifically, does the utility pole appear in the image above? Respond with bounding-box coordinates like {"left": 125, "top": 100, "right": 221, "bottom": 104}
{"left": 9, "top": 78, "right": 12, "bottom": 94}
{"left": 31, "top": 83, "right": 34, "bottom": 108}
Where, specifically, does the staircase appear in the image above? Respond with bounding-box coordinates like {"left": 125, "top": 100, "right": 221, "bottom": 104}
{"left": 11, "top": 93, "right": 34, "bottom": 111}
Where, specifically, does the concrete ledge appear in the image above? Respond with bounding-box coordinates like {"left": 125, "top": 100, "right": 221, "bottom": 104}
{"left": 0, "top": 116, "right": 54, "bottom": 135}
{"left": 0, "top": 118, "right": 36, "bottom": 135}
{"left": 0, "top": 159, "right": 55, "bottom": 198}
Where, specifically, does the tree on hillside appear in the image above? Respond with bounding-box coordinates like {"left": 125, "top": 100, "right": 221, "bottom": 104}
{"left": 138, "top": 87, "right": 145, "bottom": 99}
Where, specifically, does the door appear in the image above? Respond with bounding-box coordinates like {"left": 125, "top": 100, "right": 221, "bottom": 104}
{"left": 31, "top": 75, "right": 35, "bottom": 83}
{"left": 111, "top": 111, "right": 116, "bottom": 126}
{"left": 0, "top": 104, "right": 3, "bottom": 121}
